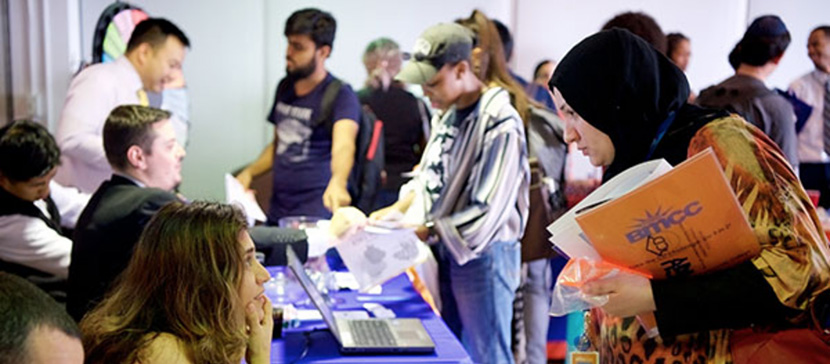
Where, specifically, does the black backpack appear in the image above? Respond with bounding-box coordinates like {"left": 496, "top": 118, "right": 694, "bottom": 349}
{"left": 277, "top": 78, "right": 385, "bottom": 213}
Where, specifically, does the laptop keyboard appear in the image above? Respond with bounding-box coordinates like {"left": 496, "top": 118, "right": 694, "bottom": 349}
{"left": 348, "top": 320, "right": 397, "bottom": 347}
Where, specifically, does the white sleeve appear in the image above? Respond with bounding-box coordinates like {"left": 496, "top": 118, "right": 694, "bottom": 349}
{"left": 788, "top": 76, "right": 809, "bottom": 99}
{"left": 0, "top": 215, "right": 72, "bottom": 278}
{"left": 399, "top": 176, "right": 429, "bottom": 226}
{"left": 55, "top": 70, "right": 115, "bottom": 170}
{"left": 49, "top": 181, "right": 91, "bottom": 229}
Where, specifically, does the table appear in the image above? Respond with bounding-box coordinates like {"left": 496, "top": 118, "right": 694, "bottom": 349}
{"left": 265, "top": 267, "right": 472, "bottom": 363}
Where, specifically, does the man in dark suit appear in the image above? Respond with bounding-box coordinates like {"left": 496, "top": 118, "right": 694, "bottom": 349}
{"left": 67, "top": 105, "right": 182, "bottom": 321}
{"left": 67, "top": 105, "right": 309, "bottom": 321}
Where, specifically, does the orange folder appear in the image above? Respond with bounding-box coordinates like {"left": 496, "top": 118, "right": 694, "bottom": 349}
{"left": 575, "top": 148, "right": 759, "bottom": 280}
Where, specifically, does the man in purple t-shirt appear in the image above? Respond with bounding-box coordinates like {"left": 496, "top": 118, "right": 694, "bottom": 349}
{"left": 237, "top": 8, "right": 360, "bottom": 223}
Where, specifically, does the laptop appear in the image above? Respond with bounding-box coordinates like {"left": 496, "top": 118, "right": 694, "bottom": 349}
{"left": 285, "top": 246, "right": 436, "bottom": 354}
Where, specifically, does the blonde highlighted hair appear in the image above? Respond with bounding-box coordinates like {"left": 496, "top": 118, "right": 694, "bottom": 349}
{"left": 456, "top": 9, "right": 531, "bottom": 122}
{"left": 80, "top": 201, "right": 249, "bottom": 363}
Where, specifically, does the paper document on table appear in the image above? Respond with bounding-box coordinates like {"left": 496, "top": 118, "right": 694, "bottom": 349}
{"left": 224, "top": 173, "right": 267, "bottom": 226}
{"left": 335, "top": 226, "right": 429, "bottom": 292}
{"left": 305, "top": 220, "right": 334, "bottom": 258}
{"left": 547, "top": 158, "right": 673, "bottom": 259}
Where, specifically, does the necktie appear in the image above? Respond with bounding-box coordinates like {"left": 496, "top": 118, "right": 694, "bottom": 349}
{"left": 137, "top": 89, "right": 149, "bottom": 107}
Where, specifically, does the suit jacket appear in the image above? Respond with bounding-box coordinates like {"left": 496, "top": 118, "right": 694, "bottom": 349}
{"left": 67, "top": 175, "right": 177, "bottom": 321}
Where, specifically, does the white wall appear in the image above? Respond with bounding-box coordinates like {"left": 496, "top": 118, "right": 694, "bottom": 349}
{"left": 8, "top": 0, "right": 81, "bottom": 130}
{"left": 44, "top": 0, "right": 829, "bottom": 200}
{"left": 75, "top": 0, "right": 507, "bottom": 200}
{"left": 264, "top": 0, "right": 512, "bottom": 91}
{"left": 80, "top": 0, "right": 269, "bottom": 199}
{"left": 513, "top": 0, "right": 748, "bottom": 95}
{"left": 512, "top": 0, "right": 830, "bottom": 94}
{"left": 747, "top": 0, "right": 830, "bottom": 89}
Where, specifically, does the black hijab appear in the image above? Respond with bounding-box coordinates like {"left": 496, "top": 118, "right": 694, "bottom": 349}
{"left": 549, "top": 28, "right": 724, "bottom": 181}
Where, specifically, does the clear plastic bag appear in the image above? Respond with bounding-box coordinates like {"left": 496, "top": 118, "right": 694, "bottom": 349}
{"left": 549, "top": 258, "right": 661, "bottom": 338}
{"left": 549, "top": 258, "right": 621, "bottom": 316}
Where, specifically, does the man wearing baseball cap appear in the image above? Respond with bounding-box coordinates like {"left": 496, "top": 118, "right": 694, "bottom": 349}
{"left": 371, "top": 23, "right": 530, "bottom": 364}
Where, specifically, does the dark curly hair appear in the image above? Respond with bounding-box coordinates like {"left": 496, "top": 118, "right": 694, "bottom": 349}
{"left": 602, "top": 11, "right": 667, "bottom": 54}
{"left": 0, "top": 120, "right": 60, "bottom": 182}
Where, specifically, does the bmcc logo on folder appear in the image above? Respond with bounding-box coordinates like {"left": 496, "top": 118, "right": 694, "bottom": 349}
{"left": 575, "top": 148, "right": 760, "bottom": 280}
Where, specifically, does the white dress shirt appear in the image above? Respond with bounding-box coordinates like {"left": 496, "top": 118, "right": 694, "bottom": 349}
{"left": 789, "top": 69, "right": 830, "bottom": 163}
{"left": 0, "top": 181, "right": 91, "bottom": 277}
{"left": 55, "top": 56, "right": 143, "bottom": 193}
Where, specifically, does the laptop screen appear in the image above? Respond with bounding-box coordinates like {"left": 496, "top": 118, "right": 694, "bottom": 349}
{"left": 285, "top": 246, "right": 341, "bottom": 341}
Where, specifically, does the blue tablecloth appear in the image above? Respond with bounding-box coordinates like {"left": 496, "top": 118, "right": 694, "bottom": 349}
{"left": 265, "top": 266, "right": 472, "bottom": 363}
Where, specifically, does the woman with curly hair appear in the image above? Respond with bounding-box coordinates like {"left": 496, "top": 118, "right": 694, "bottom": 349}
{"left": 80, "top": 201, "right": 273, "bottom": 363}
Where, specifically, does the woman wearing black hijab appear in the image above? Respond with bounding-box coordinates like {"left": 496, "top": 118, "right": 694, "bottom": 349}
{"left": 549, "top": 29, "right": 830, "bottom": 363}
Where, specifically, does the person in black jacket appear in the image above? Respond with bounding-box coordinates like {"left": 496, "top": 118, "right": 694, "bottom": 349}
{"left": 67, "top": 105, "right": 183, "bottom": 321}
{"left": 0, "top": 120, "right": 89, "bottom": 301}
{"left": 549, "top": 28, "right": 830, "bottom": 363}
{"left": 68, "top": 105, "right": 309, "bottom": 322}
{"left": 357, "top": 37, "right": 430, "bottom": 210}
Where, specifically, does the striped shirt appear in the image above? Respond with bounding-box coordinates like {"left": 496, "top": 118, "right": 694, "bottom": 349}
{"left": 403, "top": 87, "right": 530, "bottom": 265}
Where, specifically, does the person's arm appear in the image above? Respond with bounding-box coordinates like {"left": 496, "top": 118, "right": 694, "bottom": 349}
{"left": 580, "top": 258, "right": 797, "bottom": 337}
{"left": 244, "top": 295, "right": 273, "bottom": 364}
{"left": 418, "top": 99, "right": 431, "bottom": 149}
{"left": 369, "top": 190, "right": 415, "bottom": 221}
{"left": 49, "top": 181, "right": 91, "bottom": 229}
{"left": 764, "top": 97, "right": 799, "bottom": 168}
{"left": 238, "top": 81, "right": 284, "bottom": 189}
{"left": 0, "top": 215, "right": 72, "bottom": 278}
{"left": 323, "top": 119, "right": 358, "bottom": 211}
{"left": 322, "top": 86, "right": 362, "bottom": 212}
{"left": 787, "top": 76, "right": 810, "bottom": 100}
{"left": 433, "top": 118, "right": 527, "bottom": 258}
{"left": 650, "top": 260, "right": 798, "bottom": 336}
{"left": 606, "top": 116, "right": 823, "bottom": 336}
{"left": 55, "top": 71, "right": 116, "bottom": 170}
{"left": 236, "top": 133, "right": 275, "bottom": 189}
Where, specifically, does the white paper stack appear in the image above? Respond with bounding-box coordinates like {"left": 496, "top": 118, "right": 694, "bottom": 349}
{"left": 546, "top": 159, "right": 673, "bottom": 259}
{"left": 224, "top": 173, "right": 267, "bottom": 227}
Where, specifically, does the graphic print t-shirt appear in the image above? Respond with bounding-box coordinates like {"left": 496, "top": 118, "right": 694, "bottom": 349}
{"left": 266, "top": 73, "right": 360, "bottom": 221}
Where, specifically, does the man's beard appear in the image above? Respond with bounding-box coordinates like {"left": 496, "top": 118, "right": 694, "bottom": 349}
{"left": 286, "top": 55, "right": 317, "bottom": 81}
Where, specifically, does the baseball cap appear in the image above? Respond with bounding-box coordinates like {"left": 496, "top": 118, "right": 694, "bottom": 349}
{"left": 728, "top": 15, "right": 790, "bottom": 69}
{"left": 396, "top": 23, "right": 475, "bottom": 85}
{"left": 745, "top": 15, "right": 788, "bottom": 38}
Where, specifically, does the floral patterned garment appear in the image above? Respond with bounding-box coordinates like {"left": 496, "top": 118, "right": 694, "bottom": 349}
{"left": 587, "top": 115, "right": 830, "bottom": 364}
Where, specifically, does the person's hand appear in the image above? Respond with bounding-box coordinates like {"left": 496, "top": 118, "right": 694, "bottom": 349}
{"left": 163, "top": 67, "right": 186, "bottom": 89}
{"left": 414, "top": 225, "right": 429, "bottom": 242}
{"left": 244, "top": 295, "right": 273, "bottom": 364}
{"left": 236, "top": 170, "right": 253, "bottom": 189}
{"left": 330, "top": 206, "right": 367, "bottom": 238}
{"left": 368, "top": 203, "right": 402, "bottom": 222}
{"left": 323, "top": 181, "right": 351, "bottom": 212}
{"left": 368, "top": 191, "right": 415, "bottom": 224}
{"left": 582, "top": 271, "right": 655, "bottom": 318}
